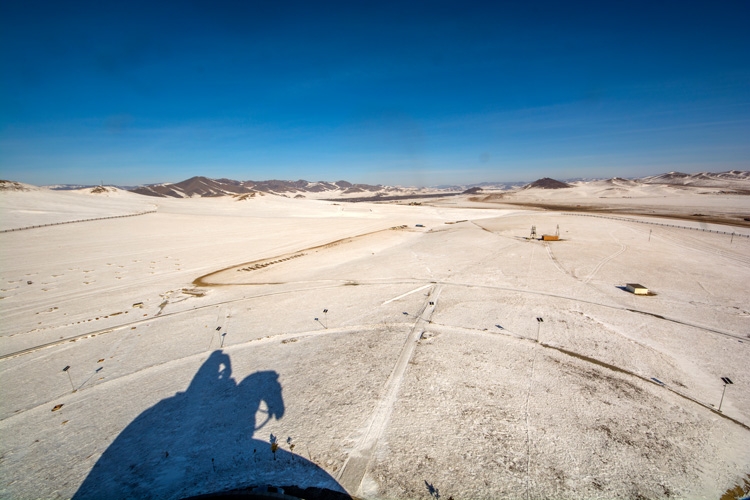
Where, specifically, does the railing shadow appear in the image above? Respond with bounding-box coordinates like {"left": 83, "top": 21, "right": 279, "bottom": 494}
{"left": 73, "top": 350, "right": 351, "bottom": 499}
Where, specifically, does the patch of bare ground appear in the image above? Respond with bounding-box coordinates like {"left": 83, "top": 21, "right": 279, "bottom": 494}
{"left": 721, "top": 474, "right": 750, "bottom": 500}
{"left": 192, "top": 226, "right": 407, "bottom": 286}
{"left": 543, "top": 344, "right": 750, "bottom": 431}
{"left": 0, "top": 180, "right": 30, "bottom": 191}
{"left": 715, "top": 189, "right": 750, "bottom": 195}
{"left": 233, "top": 192, "right": 260, "bottom": 200}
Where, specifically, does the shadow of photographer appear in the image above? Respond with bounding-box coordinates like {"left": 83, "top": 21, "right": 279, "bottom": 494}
{"left": 73, "top": 350, "right": 351, "bottom": 499}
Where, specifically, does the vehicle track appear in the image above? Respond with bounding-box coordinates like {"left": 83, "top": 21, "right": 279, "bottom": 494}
{"left": 2, "top": 221, "right": 396, "bottom": 321}
{"left": 542, "top": 234, "right": 627, "bottom": 286}
{"left": 3, "top": 272, "right": 745, "bottom": 362}
{"left": 630, "top": 224, "right": 750, "bottom": 267}
{"left": 524, "top": 342, "right": 539, "bottom": 500}
{"left": 0, "top": 323, "right": 394, "bottom": 423}
{"left": 4, "top": 277, "right": 748, "bottom": 439}
{"left": 424, "top": 323, "right": 750, "bottom": 432}
{"left": 0, "top": 282, "right": 352, "bottom": 361}
{"left": 542, "top": 343, "right": 750, "bottom": 432}
{"left": 193, "top": 225, "right": 408, "bottom": 286}
{"left": 543, "top": 241, "right": 571, "bottom": 278}
{"left": 337, "top": 284, "right": 442, "bottom": 496}
{"left": 434, "top": 280, "right": 747, "bottom": 342}
{"left": 440, "top": 225, "right": 521, "bottom": 281}
{"left": 583, "top": 241, "right": 627, "bottom": 284}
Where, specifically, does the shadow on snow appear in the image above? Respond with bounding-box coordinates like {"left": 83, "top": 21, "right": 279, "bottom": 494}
{"left": 73, "top": 350, "right": 351, "bottom": 500}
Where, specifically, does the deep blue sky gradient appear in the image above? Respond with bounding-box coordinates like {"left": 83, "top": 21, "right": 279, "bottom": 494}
{"left": 1, "top": 1, "right": 749, "bottom": 186}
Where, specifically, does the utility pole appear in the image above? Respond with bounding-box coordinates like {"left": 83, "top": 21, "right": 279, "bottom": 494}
{"left": 63, "top": 366, "right": 75, "bottom": 392}
{"left": 314, "top": 311, "right": 328, "bottom": 330}
{"left": 718, "top": 377, "right": 733, "bottom": 412}
{"left": 535, "top": 317, "right": 543, "bottom": 343}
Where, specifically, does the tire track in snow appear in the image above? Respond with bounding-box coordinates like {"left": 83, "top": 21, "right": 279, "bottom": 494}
{"left": 543, "top": 238, "right": 627, "bottom": 285}
{"left": 381, "top": 284, "right": 433, "bottom": 305}
{"left": 424, "top": 323, "right": 750, "bottom": 432}
{"left": 192, "top": 224, "right": 408, "bottom": 287}
{"left": 337, "top": 284, "right": 442, "bottom": 496}
{"left": 0, "top": 282, "right": 350, "bottom": 361}
{"left": 4, "top": 274, "right": 745, "bottom": 362}
{"left": 524, "top": 343, "right": 539, "bottom": 500}
{"left": 526, "top": 243, "right": 536, "bottom": 284}
{"left": 583, "top": 242, "right": 627, "bottom": 284}
{"left": 544, "top": 242, "right": 570, "bottom": 277}
{"left": 0, "top": 324, "right": 392, "bottom": 422}
{"left": 633, "top": 225, "right": 750, "bottom": 267}
{"left": 696, "top": 281, "right": 714, "bottom": 297}
{"left": 541, "top": 343, "right": 750, "bottom": 432}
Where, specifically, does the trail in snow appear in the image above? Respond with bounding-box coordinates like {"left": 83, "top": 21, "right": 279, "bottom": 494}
{"left": 4, "top": 274, "right": 746, "bottom": 362}
{"left": 524, "top": 343, "right": 539, "bottom": 500}
{"left": 381, "top": 284, "right": 433, "bottom": 305}
{"left": 583, "top": 242, "right": 627, "bottom": 284}
{"left": 337, "top": 285, "right": 442, "bottom": 495}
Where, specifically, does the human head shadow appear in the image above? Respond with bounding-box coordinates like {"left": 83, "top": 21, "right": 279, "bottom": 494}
{"left": 73, "top": 350, "right": 351, "bottom": 499}
{"left": 424, "top": 480, "right": 440, "bottom": 498}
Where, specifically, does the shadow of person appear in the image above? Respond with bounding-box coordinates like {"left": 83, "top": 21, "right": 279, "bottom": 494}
{"left": 73, "top": 351, "right": 351, "bottom": 500}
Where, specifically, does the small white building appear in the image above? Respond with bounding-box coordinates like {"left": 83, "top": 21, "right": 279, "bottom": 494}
{"left": 626, "top": 283, "right": 649, "bottom": 295}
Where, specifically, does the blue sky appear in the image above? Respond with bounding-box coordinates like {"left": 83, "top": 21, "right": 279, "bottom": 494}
{"left": 1, "top": 1, "right": 749, "bottom": 186}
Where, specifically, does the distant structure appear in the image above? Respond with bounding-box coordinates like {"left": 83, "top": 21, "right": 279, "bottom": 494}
{"left": 626, "top": 283, "right": 649, "bottom": 295}
{"left": 530, "top": 225, "right": 537, "bottom": 239}
{"left": 542, "top": 224, "right": 560, "bottom": 241}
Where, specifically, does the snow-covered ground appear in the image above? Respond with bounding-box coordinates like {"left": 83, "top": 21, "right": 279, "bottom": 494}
{"left": 465, "top": 179, "right": 750, "bottom": 228}
{"left": 1, "top": 186, "right": 748, "bottom": 499}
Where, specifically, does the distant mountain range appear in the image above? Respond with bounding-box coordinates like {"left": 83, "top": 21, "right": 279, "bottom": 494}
{"left": 128, "top": 176, "right": 407, "bottom": 198}
{"left": 639, "top": 170, "right": 750, "bottom": 187}
{"left": 516, "top": 171, "right": 749, "bottom": 191}
{"left": 34, "top": 170, "right": 749, "bottom": 198}
{"left": 125, "top": 176, "right": 546, "bottom": 199}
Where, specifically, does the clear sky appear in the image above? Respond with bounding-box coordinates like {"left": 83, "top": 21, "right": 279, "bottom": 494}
{"left": 1, "top": 1, "right": 749, "bottom": 187}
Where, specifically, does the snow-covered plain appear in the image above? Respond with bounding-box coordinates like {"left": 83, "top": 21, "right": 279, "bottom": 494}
{"left": 1, "top": 185, "right": 749, "bottom": 499}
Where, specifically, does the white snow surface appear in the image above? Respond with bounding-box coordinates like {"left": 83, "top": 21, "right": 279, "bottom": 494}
{"left": 1, "top": 186, "right": 749, "bottom": 499}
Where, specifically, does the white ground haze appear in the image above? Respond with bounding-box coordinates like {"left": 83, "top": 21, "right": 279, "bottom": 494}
{"left": 1, "top": 183, "right": 749, "bottom": 499}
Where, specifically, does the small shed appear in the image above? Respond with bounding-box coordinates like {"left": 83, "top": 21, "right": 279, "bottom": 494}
{"left": 626, "top": 283, "right": 649, "bottom": 295}
{"left": 541, "top": 224, "right": 560, "bottom": 241}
